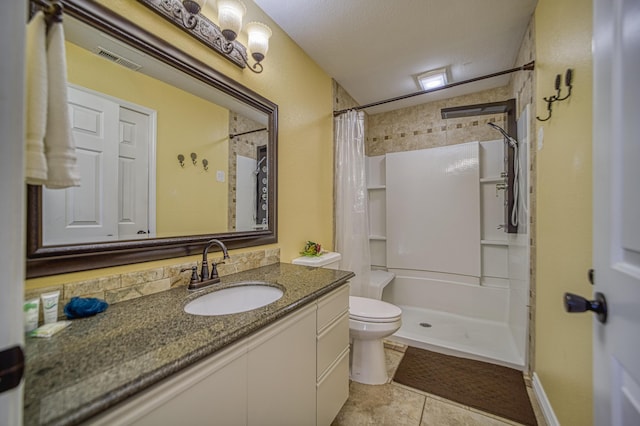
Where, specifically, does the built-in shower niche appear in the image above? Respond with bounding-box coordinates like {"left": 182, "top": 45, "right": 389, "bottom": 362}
{"left": 366, "top": 155, "right": 387, "bottom": 269}
{"left": 480, "top": 140, "right": 509, "bottom": 289}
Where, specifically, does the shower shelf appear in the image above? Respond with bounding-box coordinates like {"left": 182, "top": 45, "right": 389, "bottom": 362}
{"left": 367, "top": 185, "right": 386, "bottom": 190}
{"left": 481, "top": 239, "right": 508, "bottom": 246}
{"left": 369, "top": 235, "right": 387, "bottom": 241}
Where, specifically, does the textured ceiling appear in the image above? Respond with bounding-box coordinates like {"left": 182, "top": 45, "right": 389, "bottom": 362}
{"left": 252, "top": 0, "right": 537, "bottom": 114}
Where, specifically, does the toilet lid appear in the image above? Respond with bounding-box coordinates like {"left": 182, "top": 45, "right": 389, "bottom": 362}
{"left": 349, "top": 296, "right": 402, "bottom": 323}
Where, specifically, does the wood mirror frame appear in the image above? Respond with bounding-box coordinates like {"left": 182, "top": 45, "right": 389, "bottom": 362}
{"left": 26, "top": 0, "right": 278, "bottom": 278}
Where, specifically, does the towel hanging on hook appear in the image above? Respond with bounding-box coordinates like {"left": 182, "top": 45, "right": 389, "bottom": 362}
{"left": 29, "top": 0, "right": 63, "bottom": 27}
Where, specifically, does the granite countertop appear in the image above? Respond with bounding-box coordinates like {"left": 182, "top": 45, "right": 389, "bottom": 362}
{"left": 24, "top": 263, "right": 354, "bottom": 426}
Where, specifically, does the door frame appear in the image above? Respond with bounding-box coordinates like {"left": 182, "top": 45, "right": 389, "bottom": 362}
{"left": 0, "top": 1, "right": 26, "bottom": 423}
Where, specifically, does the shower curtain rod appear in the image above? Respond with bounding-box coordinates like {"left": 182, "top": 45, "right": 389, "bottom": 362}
{"left": 333, "top": 61, "right": 535, "bottom": 116}
{"left": 229, "top": 127, "right": 268, "bottom": 139}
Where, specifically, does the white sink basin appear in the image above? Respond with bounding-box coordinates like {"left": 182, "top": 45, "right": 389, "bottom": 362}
{"left": 184, "top": 282, "right": 284, "bottom": 316}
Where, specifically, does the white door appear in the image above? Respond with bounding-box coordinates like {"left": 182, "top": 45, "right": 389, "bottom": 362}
{"left": 118, "top": 106, "right": 150, "bottom": 239}
{"left": 593, "top": 0, "right": 640, "bottom": 424}
{"left": 43, "top": 86, "right": 120, "bottom": 244}
{"left": 0, "top": 1, "right": 25, "bottom": 423}
{"left": 43, "top": 87, "right": 154, "bottom": 244}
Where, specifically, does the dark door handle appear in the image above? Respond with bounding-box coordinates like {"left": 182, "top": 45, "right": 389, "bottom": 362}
{"left": 564, "top": 292, "right": 608, "bottom": 324}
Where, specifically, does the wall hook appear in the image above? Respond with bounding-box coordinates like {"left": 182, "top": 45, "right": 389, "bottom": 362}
{"left": 190, "top": 152, "right": 197, "bottom": 166}
{"left": 202, "top": 159, "right": 209, "bottom": 171}
{"left": 536, "top": 68, "right": 574, "bottom": 122}
{"left": 177, "top": 154, "right": 185, "bottom": 167}
{"left": 536, "top": 98, "right": 554, "bottom": 122}
{"left": 555, "top": 69, "right": 573, "bottom": 101}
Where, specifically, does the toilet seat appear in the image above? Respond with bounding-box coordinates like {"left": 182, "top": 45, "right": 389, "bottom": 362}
{"left": 349, "top": 296, "right": 402, "bottom": 323}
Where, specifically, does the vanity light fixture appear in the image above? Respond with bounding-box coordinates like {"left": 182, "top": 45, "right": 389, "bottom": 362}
{"left": 138, "top": 0, "right": 271, "bottom": 73}
{"left": 416, "top": 67, "right": 449, "bottom": 91}
{"left": 215, "top": 0, "right": 272, "bottom": 73}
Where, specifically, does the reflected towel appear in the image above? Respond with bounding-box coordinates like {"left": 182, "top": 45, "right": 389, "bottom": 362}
{"left": 25, "top": 11, "right": 48, "bottom": 184}
{"left": 45, "top": 20, "right": 81, "bottom": 188}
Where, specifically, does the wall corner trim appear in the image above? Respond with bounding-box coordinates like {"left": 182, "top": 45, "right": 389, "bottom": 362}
{"left": 532, "top": 372, "right": 561, "bottom": 426}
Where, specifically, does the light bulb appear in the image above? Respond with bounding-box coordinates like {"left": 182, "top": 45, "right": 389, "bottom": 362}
{"left": 217, "top": 0, "right": 246, "bottom": 41}
{"left": 246, "top": 21, "right": 272, "bottom": 63}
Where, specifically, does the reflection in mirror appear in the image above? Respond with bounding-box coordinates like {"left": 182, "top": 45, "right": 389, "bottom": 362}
{"left": 41, "top": 14, "right": 269, "bottom": 246}
{"left": 27, "top": 0, "right": 277, "bottom": 278}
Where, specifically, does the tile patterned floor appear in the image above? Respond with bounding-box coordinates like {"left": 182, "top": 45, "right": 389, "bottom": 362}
{"left": 332, "top": 343, "right": 547, "bottom": 426}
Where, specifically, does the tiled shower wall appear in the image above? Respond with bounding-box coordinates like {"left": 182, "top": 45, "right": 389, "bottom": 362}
{"left": 509, "top": 16, "right": 537, "bottom": 374}
{"left": 366, "top": 86, "right": 510, "bottom": 156}
{"left": 227, "top": 112, "right": 267, "bottom": 231}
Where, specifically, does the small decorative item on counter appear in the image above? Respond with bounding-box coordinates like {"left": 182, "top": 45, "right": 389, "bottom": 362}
{"left": 64, "top": 297, "right": 109, "bottom": 319}
{"left": 300, "top": 241, "right": 323, "bottom": 257}
{"left": 29, "top": 321, "right": 71, "bottom": 338}
{"left": 24, "top": 298, "right": 40, "bottom": 333}
{"left": 41, "top": 290, "right": 60, "bottom": 324}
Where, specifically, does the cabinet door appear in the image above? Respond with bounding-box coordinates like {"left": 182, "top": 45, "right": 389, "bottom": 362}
{"left": 247, "top": 305, "right": 316, "bottom": 426}
{"left": 89, "top": 345, "right": 247, "bottom": 426}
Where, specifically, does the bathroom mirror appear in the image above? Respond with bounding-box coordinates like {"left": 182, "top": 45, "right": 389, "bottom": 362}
{"left": 26, "top": 0, "right": 278, "bottom": 278}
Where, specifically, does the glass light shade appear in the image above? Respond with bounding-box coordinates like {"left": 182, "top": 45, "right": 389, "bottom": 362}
{"left": 246, "top": 21, "right": 272, "bottom": 62}
{"left": 183, "top": 0, "right": 207, "bottom": 14}
{"left": 217, "top": 0, "right": 246, "bottom": 41}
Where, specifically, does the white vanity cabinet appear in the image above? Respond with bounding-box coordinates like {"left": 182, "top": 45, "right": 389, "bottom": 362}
{"left": 316, "top": 285, "right": 350, "bottom": 426}
{"left": 88, "top": 284, "right": 349, "bottom": 426}
{"left": 247, "top": 304, "right": 316, "bottom": 425}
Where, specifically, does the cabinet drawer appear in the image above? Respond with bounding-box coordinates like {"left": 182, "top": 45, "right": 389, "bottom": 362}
{"left": 317, "top": 284, "right": 349, "bottom": 332}
{"left": 316, "top": 348, "right": 349, "bottom": 426}
{"left": 317, "top": 311, "right": 349, "bottom": 378}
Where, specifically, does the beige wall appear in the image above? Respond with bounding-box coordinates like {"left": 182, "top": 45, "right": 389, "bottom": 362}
{"left": 26, "top": 0, "right": 334, "bottom": 290}
{"left": 534, "top": 0, "right": 593, "bottom": 424}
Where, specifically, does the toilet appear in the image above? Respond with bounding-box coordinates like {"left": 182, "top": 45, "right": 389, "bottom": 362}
{"left": 292, "top": 252, "right": 402, "bottom": 385}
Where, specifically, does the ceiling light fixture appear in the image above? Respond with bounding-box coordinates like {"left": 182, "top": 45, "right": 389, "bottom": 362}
{"left": 139, "top": 0, "right": 271, "bottom": 73}
{"left": 416, "top": 68, "right": 449, "bottom": 91}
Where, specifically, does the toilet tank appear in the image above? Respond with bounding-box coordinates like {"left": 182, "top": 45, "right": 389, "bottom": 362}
{"left": 291, "top": 252, "right": 341, "bottom": 269}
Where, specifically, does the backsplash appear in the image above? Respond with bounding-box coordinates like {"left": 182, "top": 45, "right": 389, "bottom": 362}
{"left": 25, "top": 248, "right": 280, "bottom": 322}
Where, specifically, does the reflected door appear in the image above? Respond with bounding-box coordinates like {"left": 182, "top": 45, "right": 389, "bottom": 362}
{"left": 43, "top": 86, "right": 152, "bottom": 244}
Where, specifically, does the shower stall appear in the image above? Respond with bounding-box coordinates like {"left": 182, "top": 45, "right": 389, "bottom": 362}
{"left": 369, "top": 106, "right": 531, "bottom": 370}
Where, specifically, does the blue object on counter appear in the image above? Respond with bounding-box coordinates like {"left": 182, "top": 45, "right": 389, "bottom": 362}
{"left": 64, "top": 297, "right": 108, "bottom": 319}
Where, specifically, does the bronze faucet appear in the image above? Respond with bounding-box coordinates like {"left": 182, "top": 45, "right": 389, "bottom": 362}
{"left": 187, "top": 239, "right": 230, "bottom": 291}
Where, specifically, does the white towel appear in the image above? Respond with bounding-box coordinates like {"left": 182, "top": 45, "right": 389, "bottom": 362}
{"left": 44, "top": 20, "right": 81, "bottom": 188}
{"left": 25, "top": 11, "right": 48, "bottom": 185}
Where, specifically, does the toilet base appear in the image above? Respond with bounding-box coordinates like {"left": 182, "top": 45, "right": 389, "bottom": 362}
{"left": 349, "top": 338, "right": 388, "bottom": 385}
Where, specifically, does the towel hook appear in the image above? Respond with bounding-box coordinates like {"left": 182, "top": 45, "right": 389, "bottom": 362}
{"left": 537, "top": 68, "right": 574, "bottom": 122}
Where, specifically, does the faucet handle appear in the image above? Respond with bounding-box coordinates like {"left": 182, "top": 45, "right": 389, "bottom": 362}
{"left": 210, "top": 261, "right": 221, "bottom": 279}
{"left": 181, "top": 266, "right": 200, "bottom": 284}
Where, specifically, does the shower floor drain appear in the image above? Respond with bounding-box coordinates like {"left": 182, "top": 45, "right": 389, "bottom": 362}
{"left": 419, "top": 322, "right": 432, "bottom": 328}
